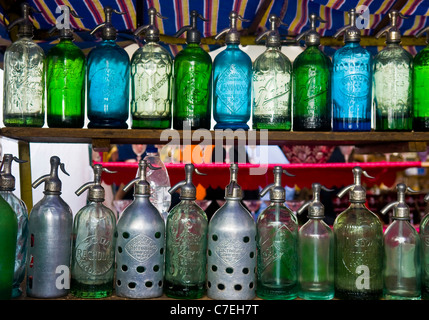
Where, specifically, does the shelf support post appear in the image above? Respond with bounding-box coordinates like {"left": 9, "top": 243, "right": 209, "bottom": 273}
{"left": 18, "top": 140, "right": 33, "bottom": 212}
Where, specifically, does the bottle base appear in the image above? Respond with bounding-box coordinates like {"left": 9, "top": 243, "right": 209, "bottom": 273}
{"left": 3, "top": 116, "right": 44, "bottom": 127}
{"left": 256, "top": 284, "right": 298, "bottom": 300}
{"left": 88, "top": 121, "right": 128, "bottom": 129}
{"left": 70, "top": 279, "right": 113, "bottom": 299}
{"left": 335, "top": 288, "right": 382, "bottom": 300}
{"left": 413, "top": 118, "right": 429, "bottom": 131}
{"left": 375, "top": 116, "right": 412, "bottom": 131}
{"left": 298, "top": 291, "right": 334, "bottom": 300}
{"left": 332, "top": 120, "right": 371, "bottom": 132}
{"left": 164, "top": 280, "right": 205, "bottom": 299}
{"left": 214, "top": 123, "right": 249, "bottom": 130}
{"left": 132, "top": 117, "right": 171, "bottom": 129}
{"left": 292, "top": 118, "right": 331, "bottom": 131}
{"left": 173, "top": 117, "right": 210, "bottom": 130}
{"left": 47, "top": 115, "right": 84, "bottom": 128}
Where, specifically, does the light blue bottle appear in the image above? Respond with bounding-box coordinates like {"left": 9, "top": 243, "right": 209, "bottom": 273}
{"left": 212, "top": 11, "right": 252, "bottom": 130}
{"left": 87, "top": 6, "right": 130, "bottom": 129}
{"left": 332, "top": 9, "right": 372, "bottom": 131}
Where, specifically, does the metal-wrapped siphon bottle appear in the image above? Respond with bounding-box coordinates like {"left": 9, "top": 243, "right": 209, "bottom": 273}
{"left": 0, "top": 154, "right": 28, "bottom": 298}
{"left": 207, "top": 164, "right": 256, "bottom": 300}
{"left": 297, "top": 183, "right": 334, "bottom": 300}
{"left": 381, "top": 183, "right": 421, "bottom": 300}
{"left": 256, "top": 166, "right": 298, "bottom": 300}
{"left": 115, "top": 160, "right": 165, "bottom": 298}
{"left": 164, "top": 164, "right": 208, "bottom": 299}
{"left": 333, "top": 167, "right": 384, "bottom": 300}
{"left": 70, "top": 164, "right": 116, "bottom": 298}
{"left": 26, "top": 156, "right": 73, "bottom": 298}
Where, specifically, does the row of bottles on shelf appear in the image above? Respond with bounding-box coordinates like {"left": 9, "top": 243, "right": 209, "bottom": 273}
{"left": 5, "top": 4, "right": 429, "bottom": 132}
{"left": 0, "top": 151, "right": 429, "bottom": 300}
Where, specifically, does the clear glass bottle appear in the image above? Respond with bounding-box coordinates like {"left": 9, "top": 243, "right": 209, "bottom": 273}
{"left": 131, "top": 8, "right": 172, "bottom": 129}
{"left": 173, "top": 10, "right": 212, "bottom": 130}
{"left": 70, "top": 165, "right": 116, "bottom": 298}
{"left": 252, "top": 14, "right": 292, "bottom": 130}
{"left": 164, "top": 164, "right": 207, "bottom": 299}
{"left": 413, "top": 26, "right": 429, "bottom": 131}
{"left": 297, "top": 183, "right": 334, "bottom": 300}
{"left": 293, "top": 14, "right": 332, "bottom": 131}
{"left": 334, "top": 167, "right": 384, "bottom": 300}
{"left": 332, "top": 9, "right": 372, "bottom": 131}
{"left": 418, "top": 192, "right": 429, "bottom": 299}
{"left": 256, "top": 167, "right": 297, "bottom": 300}
{"left": 87, "top": 6, "right": 129, "bottom": 129}
{"left": 373, "top": 11, "right": 412, "bottom": 131}
{"left": 3, "top": 3, "right": 45, "bottom": 127}
{"left": 212, "top": 11, "right": 252, "bottom": 130}
{"left": 381, "top": 184, "right": 421, "bottom": 300}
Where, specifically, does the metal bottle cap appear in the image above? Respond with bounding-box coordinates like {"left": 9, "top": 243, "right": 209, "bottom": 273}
{"left": 48, "top": 6, "right": 82, "bottom": 40}
{"left": 75, "top": 164, "right": 116, "bottom": 202}
{"left": 381, "top": 183, "right": 417, "bottom": 220}
{"left": 32, "top": 156, "right": 69, "bottom": 194}
{"left": 214, "top": 11, "right": 249, "bottom": 44}
{"left": 174, "top": 10, "right": 208, "bottom": 44}
{"left": 255, "top": 14, "right": 286, "bottom": 47}
{"left": 224, "top": 163, "right": 245, "bottom": 200}
{"left": 334, "top": 8, "right": 361, "bottom": 43}
{"left": 0, "top": 154, "right": 27, "bottom": 191}
{"left": 296, "top": 13, "right": 326, "bottom": 46}
{"left": 260, "top": 166, "right": 294, "bottom": 203}
{"left": 134, "top": 7, "right": 166, "bottom": 43}
{"left": 169, "top": 163, "right": 205, "bottom": 200}
{"left": 7, "top": 3, "right": 39, "bottom": 38}
{"left": 297, "top": 183, "right": 332, "bottom": 219}
{"left": 375, "top": 10, "right": 407, "bottom": 44}
{"left": 337, "top": 166, "right": 373, "bottom": 203}
{"left": 123, "top": 159, "right": 160, "bottom": 196}
{"left": 90, "top": 6, "right": 125, "bottom": 40}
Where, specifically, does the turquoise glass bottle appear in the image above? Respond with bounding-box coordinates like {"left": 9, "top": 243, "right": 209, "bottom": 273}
{"left": 212, "top": 11, "right": 252, "bottom": 130}
{"left": 293, "top": 14, "right": 332, "bottom": 131}
{"left": 252, "top": 14, "right": 292, "bottom": 130}
{"left": 131, "top": 8, "right": 173, "bottom": 129}
{"left": 332, "top": 9, "right": 372, "bottom": 131}
{"left": 46, "top": 6, "right": 85, "bottom": 128}
{"left": 413, "top": 26, "right": 429, "bottom": 131}
{"left": 87, "top": 6, "right": 130, "bottom": 129}
{"left": 173, "top": 10, "right": 212, "bottom": 130}
{"left": 373, "top": 11, "right": 412, "bottom": 131}
{"left": 381, "top": 184, "right": 421, "bottom": 300}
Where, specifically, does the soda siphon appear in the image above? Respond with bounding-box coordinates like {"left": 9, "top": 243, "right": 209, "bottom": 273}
{"left": 332, "top": 9, "right": 372, "bottom": 131}
{"left": 418, "top": 192, "right": 429, "bottom": 299}
{"left": 27, "top": 156, "right": 73, "bottom": 298}
{"left": 208, "top": 164, "right": 256, "bottom": 300}
{"left": 115, "top": 160, "right": 165, "bottom": 298}
{"left": 71, "top": 165, "right": 116, "bottom": 298}
{"left": 173, "top": 10, "right": 212, "bottom": 130}
{"left": 253, "top": 14, "right": 292, "bottom": 130}
{"left": 212, "top": 11, "right": 252, "bottom": 130}
{"left": 164, "top": 164, "right": 208, "bottom": 299}
{"left": 381, "top": 184, "right": 421, "bottom": 300}
{"left": 297, "top": 183, "right": 334, "bottom": 300}
{"left": 256, "top": 166, "right": 297, "bottom": 300}
{"left": 413, "top": 26, "right": 429, "bottom": 131}
{"left": 131, "top": 8, "right": 173, "bottom": 129}
{"left": 373, "top": 11, "right": 412, "bottom": 131}
{"left": 293, "top": 14, "right": 332, "bottom": 131}
{"left": 87, "top": 6, "right": 130, "bottom": 129}
{"left": 0, "top": 155, "right": 28, "bottom": 298}
{"left": 334, "top": 167, "right": 384, "bottom": 300}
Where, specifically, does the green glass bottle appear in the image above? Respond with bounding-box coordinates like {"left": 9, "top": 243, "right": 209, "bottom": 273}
{"left": 293, "top": 14, "right": 331, "bottom": 131}
{"left": 173, "top": 11, "right": 212, "bottom": 130}
{"left": 414, "top": 26, "right": 429, "bottom": 131}
{"left": 0, "top": 193, "right": 18, "bottom": 299}
{"left": 46, "top": 7, "right": 85, "bottom": 128}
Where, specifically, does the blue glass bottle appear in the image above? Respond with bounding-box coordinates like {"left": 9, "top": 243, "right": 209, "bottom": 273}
{"left": 212, "top": 11, "right": 252, "bottom": 130}
{"left": 332, "top": 9, "right": 372, "bottom": 131}
{"left": 87, "top": 6, "right": 130, "bottom": 129}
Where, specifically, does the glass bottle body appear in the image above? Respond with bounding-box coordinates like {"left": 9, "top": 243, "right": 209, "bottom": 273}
{"left": 418, "top": 213, "right": 429, "bottom": 299}
{"left": 256, "top": 202, "right": 298, "bottom": 300}
{"left": 252, "top": 47, "right": 292, "bottom": 130}
{"left": 413, "top": 45, "right": 429, "bottom": 131}
{"left": 293, "top": 45, "right": 332, "bottom": 131}
{"left": 334, "top": 203, "right": 384, "bottom": 299}
{"left": 383, "top": 219, "right": 421, "bottom": 300}
{"left": 87, "top": 40, "right": 130, "bottom": 129}
{"left": 46, "top": 38, "right": 86, "bottom": 128}
{"left": 164, "top": 200, "right": 208, "bottom": 299}
{"left": 373, "top": 43, "right": 413, "bottom": 131}
{"left": 3, "top": 36, "right": 45, "bottom": 127}
{"left": 298, "top": 218, "right": 334, "bottom": 300}
{"left": 213, "top": 44, "right": 252, "bottom": 129}
{"left": 131, "top": 41, "right": 172, "bottom": 129}
{"left": 70, "top": 201, "right": 116, "bottom": 298}
{"left": 173, "top": 43, "right": 212, "bottom": 130}
{"left": 332, "top": 42, "right": 372, "bottom": 131}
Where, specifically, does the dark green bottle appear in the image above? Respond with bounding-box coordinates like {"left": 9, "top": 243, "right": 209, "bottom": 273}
{"left": 293, "top": 14, "right": 331, "bottom": 131}
{"left": 413, "top": 26, "right": 429, "bottom": 131}
{"left": 46, "top": 7, "right": 85, "bottom": 128}
{"left": 173, "top": 10, "right": 212, "bottom": 130}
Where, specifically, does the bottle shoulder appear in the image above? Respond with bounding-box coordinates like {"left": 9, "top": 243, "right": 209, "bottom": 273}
{"left": 47, "top": 41, "right": 85, "bottom": 60}
{"left": 334, "top": 205, "right": 383, "bottom": 229}
{"left": 333, "top": 43, "right": 372, "bottom": 61}
{"left": 293, "top": 47, "right": 332, "bottom": 68}
{"left": 88, "top": 42, "right": 130, "bottom": 62}
{"left": 174, "top": 46, "right": 212, "bottom": 64}
{"left": 374, "top": 46, "right": 413, "bottom": 64}
{"left": 253, "top": 48, "right": 292, "bottom": 70}
{"left": 384, "top": 220, "right": 420, "bottom": 243}
{"left": 6, "top": 39, "right": 45, "bottom": 58}
{"left": 213, "top": 46, "right": 252, "bottom": 66}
